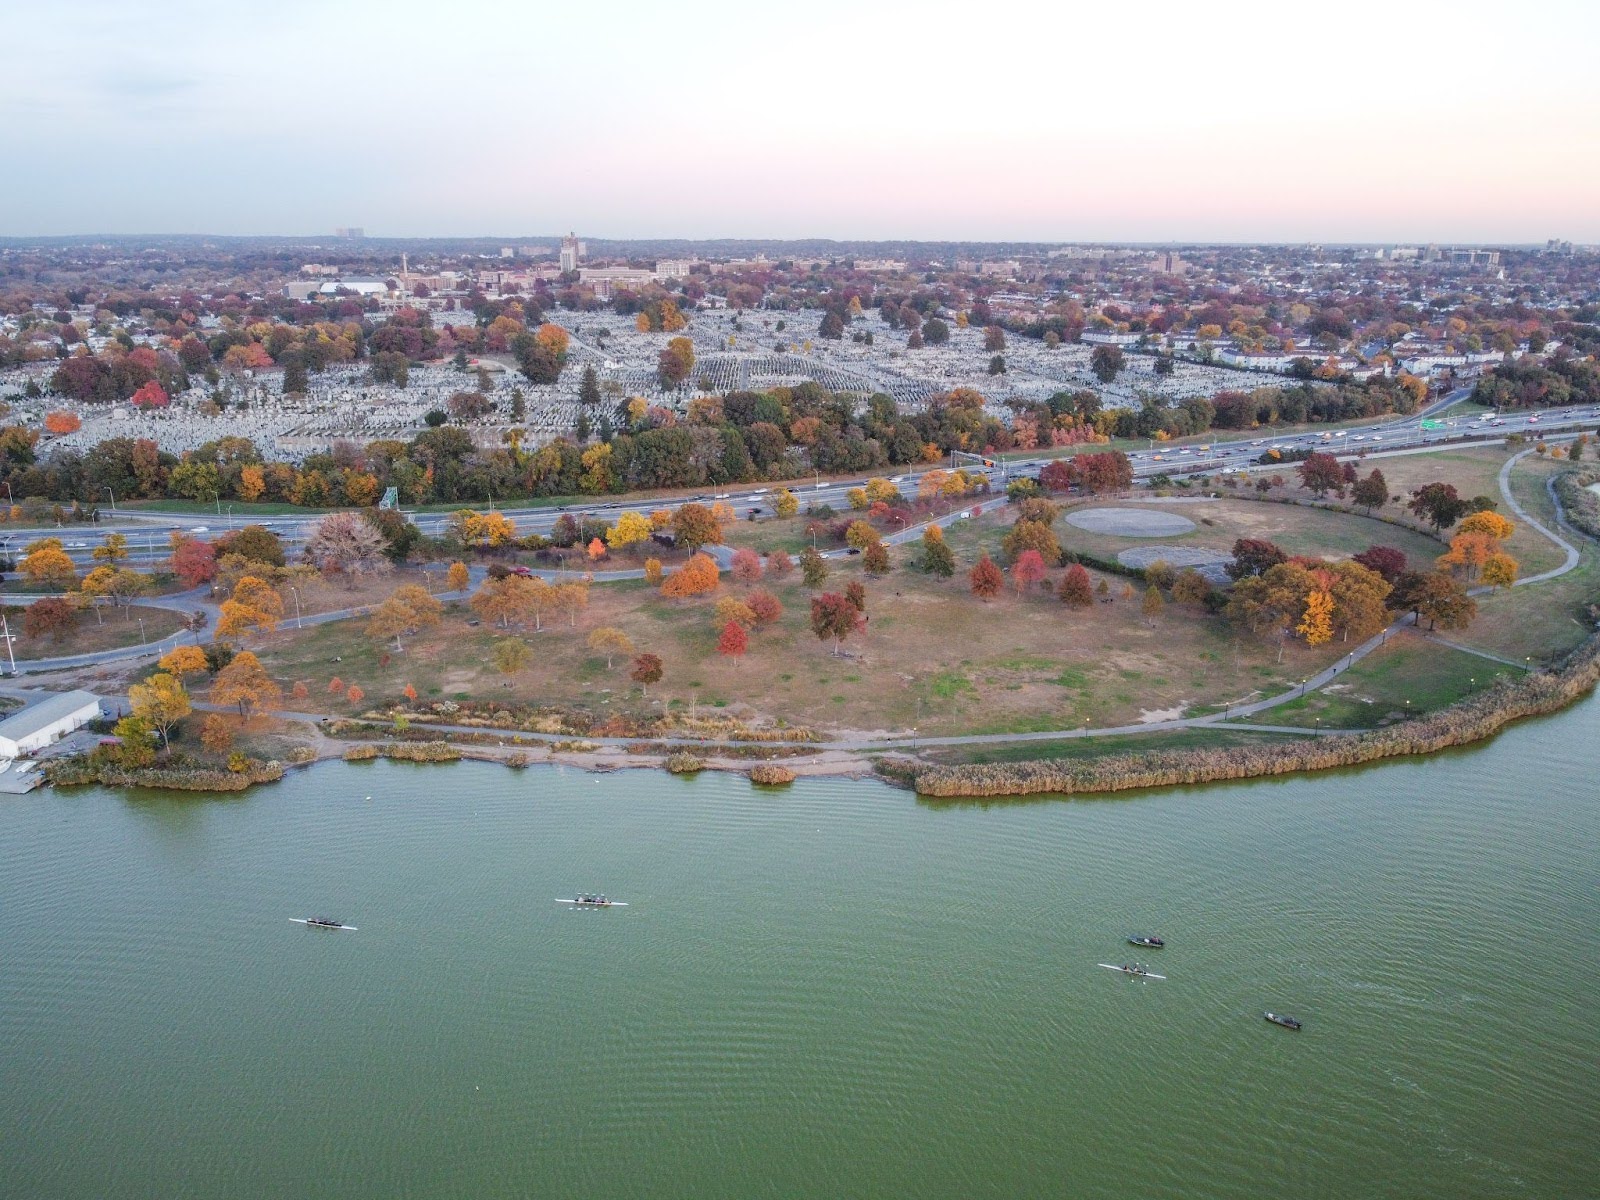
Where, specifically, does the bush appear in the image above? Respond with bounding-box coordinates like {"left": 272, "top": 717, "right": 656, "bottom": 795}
{"left": 665, "top": 751, "right": 705, "bottom": 774}
{"left": 748, "top": 763, "right": 796, "bottom": 786}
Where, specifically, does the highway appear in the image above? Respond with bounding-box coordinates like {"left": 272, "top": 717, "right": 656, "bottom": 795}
{"left": 8, "top": 388, "right": 1595, "bottom": 570}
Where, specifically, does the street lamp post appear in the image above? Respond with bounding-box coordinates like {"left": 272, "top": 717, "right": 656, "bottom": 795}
{"left": 289, "top": 585, "right": 303, "bottom": 629}
{"left": 0, "top": 612, "right": 15, "bottom": 675}
{"left": 226, "top": 504, "right": 234, "bottom": 530}
{"left": 103, "top": 486, "right": 116, "bottom": 513}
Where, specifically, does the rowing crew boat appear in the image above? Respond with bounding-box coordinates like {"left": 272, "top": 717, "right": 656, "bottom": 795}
{"left": 290, "top": 918, "right": 357, "bottom": 931}
{"left": 1097, "top": 963, "right": 1166, "bottom": 979}
{"left": 555, "top": 898, "right": 628, "bottom": 907}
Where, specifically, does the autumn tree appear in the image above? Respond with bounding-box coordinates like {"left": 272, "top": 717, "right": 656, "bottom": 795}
{"left": 800, "top": 545, "right": 829, "bottom": 587}
{"left": 1075, "top": 451, "right": 1134, "bottom": 494}
{"left": 844, "top": 581, "right": 867, "bottom": 614}
{"left": 1353, "top": 545, "right": 1408, "bottom": 584}
{"left": 631, "top": 652, "right": 664, "bottom": 697}
{"left": 1351, "top": 469, "right": 1389, "bottom": 513}
{"left": 1408, "top": 483, "right": 1468, "bottom": 532}
{"left": 211, "top": 650, "right": 281, "bottom": 719}
{"left": 746, "top": 589, "right": 783, "bottom": 626}
{"left": 862, "top": 541, "right": 891, "bottom": 575}
{"left": 921, "top": 525, "right": 955, "bottom": 576}
{"left": 1296, "top": 588, "right": 1334, "bottom": 646}
{"left": 170, "top": 537, "right": 218, "bottom": 588}
{"left": 1011, "top": 549, "right": 1048, "bottom": 593}
{"left": 346, "top": 684, "right": 365, "bottom": 706}
{"left": 129, "top": 672, "right": 191, "bottom": 749}
{"left": 446, "top": 560, "right": 471, "bottom": 592}
{"left": 1058, "top": 563, "right": 1094, "bottom": 608}
{"left": 643, "top": 557, "right": 664, "bottom": 586}
{"left": 969, "top": 553, "right": 1003, "bottom": 600}
{"left": 92, "top": 533, "right": 130, "bottom": 566}
{"left": 1226, "top": 538, "right": 1287, "bottom": 581}
{"left": 200, "top": 713, "right": 235, "bottom": 754}
{"left": 717, "top": 620, "right": 748, "bottom": 663}
{"left": 366, "top": 584, "right": 443, "bottom": 649}
{"left": 587, "top": 626, "right": 634, "bottom": 668}
{"left": 22, "top": 595, "right": 77, "bottom": 643}
{"left": 1001, "top": 518, "right": 1062, "bottom": 567}
{"left": 1141, "top": 585, "right": 1166, "bottom": 624}
{"left": 305, "top": 511, "right": 392, "bottom": 587}
{"left": 1393, "top": 570, "right": 1477, "bottom": 630}
{"left": 765, "top": 550, "right": 793, "bottom": 578}
{"left": 44, "top": 410, "right": 81, "bottom": 435}
{"left": 158, "top": 644, "right": 209, "bottom": 678}
{"left": 1171, "top": 569, "right": 1213, "bottom": 607}
{"left": 606, "top": 510, "right": 653, "bottom": 552}
{"left": 493, "top": 638, "right": 530, "bottom": 675}
{"left": 1297, "top": 452, "right": 1345, "bottom": 497}
{"left": 19, "top": 538, "right": 76, "bottom": 588}
{"left": 1481, "top": 552, "right": 1519, "bottom": 589}
{"left": 661, "top": 552, "right": 720, "bottom": 598}
{"left": 81, "top": 566, "right": 149, "bottom": 618}
{"left": 216, "top": 576, "right": 283, "bottom": 638}
{"left": 672, "top": 503, "right": 723, "bottom": 552}
{"left": 1458, "top": 510, "right": 1515, "bottom": 542}
{"left": 730, "top": 547, "right": 763, "bottom": 584}
{"left": 810, "top": 592, "right": 864, "bottom": 655}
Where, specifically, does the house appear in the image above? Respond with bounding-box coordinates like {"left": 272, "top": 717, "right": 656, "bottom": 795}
{"left": 0, "top": 691, "right": 103, "bottom": 758}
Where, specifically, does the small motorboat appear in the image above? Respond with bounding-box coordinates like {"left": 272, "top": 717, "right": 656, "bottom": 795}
{"left": 555, "top": 895, "right": 628, "bottom": 907}
{"left": 290, "top": 917, "right": 357, "bottom": 931}
{"left": 1127, "top": 935, "right": 1165, "bottom": 948}
{"left": 1265, "top": 1012, "right": 1302, "bottom": 1031}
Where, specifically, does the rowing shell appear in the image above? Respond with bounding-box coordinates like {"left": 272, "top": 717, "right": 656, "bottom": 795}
{"left": 554, "top": 899, "right": 628, "bottom": 907}
{"left": 1097, "top": 963, "right": 1165, "bottom": 979}
{"left": 289, "top": 919, "right": 358, "bottom": 930}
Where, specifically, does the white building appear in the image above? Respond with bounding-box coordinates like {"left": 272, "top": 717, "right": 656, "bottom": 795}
{"left": 0, "top": 691, "right": 102, "bottom": 758}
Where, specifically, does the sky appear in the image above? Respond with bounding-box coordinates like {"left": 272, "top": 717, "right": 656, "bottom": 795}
{"left": 2, "top": 0, "right": 1597, "bottom": 243}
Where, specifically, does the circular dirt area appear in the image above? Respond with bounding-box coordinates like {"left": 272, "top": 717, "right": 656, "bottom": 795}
{"left": 1117, "top": 546, "right": 1233, "bottom": 583}
{"left": 1065, "top": 507, "right": 1197, "bottom": 537}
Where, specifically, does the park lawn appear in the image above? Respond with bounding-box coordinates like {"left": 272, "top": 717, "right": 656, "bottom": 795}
{"left": 1455, "top": 549, "right": 1600, "bottom": 663}
{"left": 250, "top": 550, "right": 1355, "bottom": 738}
{"left": 937, "top": 497, "right": 1443, "bottom": 570}
{"left": 719, "top": 518, "right": 821, "bottom": 557}
{"left": 125, "top": 498, "right": 322, "bottom": 517}
{"left": 917, "top": 726, "right": 1308, "bottom": 767}
{"left": 1256, "top": 633, "right": 1520, "bottom": 730}
{"left": 8, "top": 602, "right": 187, "bottom": 659}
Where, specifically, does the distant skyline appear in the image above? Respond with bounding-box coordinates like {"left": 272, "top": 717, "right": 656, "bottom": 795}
{"left": 3, "top": 0, "right": 1597, "bottom": 243}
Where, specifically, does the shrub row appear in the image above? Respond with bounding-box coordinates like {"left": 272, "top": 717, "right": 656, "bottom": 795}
{"left": 47, "top": 758, "right": 286, "bottom": 791}
{"left": 747, "top": 764, "right": 797, "bottom": 785}
{"left": 1553, "top": 469, "right": 1600, "bottom": 541}
{"left": 912, "top": 634, "right": 1600, "bottom": 798}
{"left": 342, "top": 740, "right": 460, "bottom": 764}
{"left": 665, "top": 752, "right": 705, "bottom": 774}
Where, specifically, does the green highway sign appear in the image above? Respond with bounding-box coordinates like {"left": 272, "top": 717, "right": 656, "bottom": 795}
{"left": 1421, "top": 420, "right": 1443, "bottom": 430}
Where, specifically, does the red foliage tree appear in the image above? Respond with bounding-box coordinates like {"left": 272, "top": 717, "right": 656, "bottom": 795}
{"left": 1058, "top": 562, "right": 1094, "bottom": 608}
{"left": 730, "top": 547, "right": 763, "bottom": 584}
{"left": 716, "top": 620, "right": 748, "bottom": 662}
{"left": 1296, "top": 452, "right": 1345, "bottom": 497}
{"left": 170, "top": 538, "right": 218, "bottom": 588}
{"left": 969, "top": 553, "right": 1004, "bottom": 600}
{"left": 130, "top": 380, "right": 170, "bottom": 410}
{"left": 1039, "top": 459, "right": 1079, "bottom": 493}
{"left": 1011, "top": 549, "right": 1048, "bottom": 592}
{"left": 1352, "top": 545, "right": 1408, "bottom": 584}
{"left": 746, "top": 589, "right": 784, "bottom": 626}
{"left": 1075, "top": 451, "right": 1133, "bottom": 494}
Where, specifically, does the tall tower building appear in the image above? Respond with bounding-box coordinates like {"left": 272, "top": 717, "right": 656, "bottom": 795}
{"left": 559, "top": 232, "right": 581, "bottom": 273}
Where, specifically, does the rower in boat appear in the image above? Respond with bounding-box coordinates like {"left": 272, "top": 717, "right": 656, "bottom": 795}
{"left": 1127, "top": 934, "right": 1165, "bottom": 949}
{"left": 1265, "top": 1012, "right": 1303, "bottom": 1031}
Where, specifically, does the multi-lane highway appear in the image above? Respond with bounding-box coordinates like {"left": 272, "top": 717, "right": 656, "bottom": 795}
{"left": 8, "top": 389, "right": 1595, "bottom": 568}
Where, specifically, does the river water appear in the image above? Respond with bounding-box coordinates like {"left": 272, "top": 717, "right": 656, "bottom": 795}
{"left": 3, "top": 706, "right": 1597, "bottom": 1199}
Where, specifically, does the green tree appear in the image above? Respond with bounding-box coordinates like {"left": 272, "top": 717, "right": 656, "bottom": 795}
{"left": 800, "top": 546, "right": 829, "bottom": 587}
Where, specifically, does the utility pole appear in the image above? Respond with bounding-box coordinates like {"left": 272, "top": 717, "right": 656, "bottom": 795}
{"left": 0, "top": 612, "right": 14, "bottom": 676}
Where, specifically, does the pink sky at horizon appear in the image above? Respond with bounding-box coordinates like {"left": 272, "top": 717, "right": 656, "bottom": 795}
{"left": 2, "top": 0, "right": 1596, "bottom": 241}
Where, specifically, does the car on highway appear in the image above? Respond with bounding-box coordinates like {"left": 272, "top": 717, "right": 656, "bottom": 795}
{"left": 189, "top": 526, "right": 209, "bottom": 533}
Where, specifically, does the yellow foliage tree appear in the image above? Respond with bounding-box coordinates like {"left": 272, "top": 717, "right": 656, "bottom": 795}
{"left": 20, "top": 539, "right": 76, "bottom": 588}
{"left": 216, "top": 575, "right": 283, "bottom": 638}
{"left": 128, "top": 672, "right": 191, "bottom": 749}
{"left": 158, "top": 644, "right": 209, "bottom": 678}
{"left": 661, "top": 553, "right": 720, "bottom": 598}
{"left": 210, "top": 650, "right": 281, "bottom": 719}
{"left": 587, "top": 626, "right": 634, "bottom": 668}
{"left": 1481, "top": 552, "right": 1519, "bottom": 590}
{"left": 446, "top": 561, "right": 470, "bottom": 591}
{"left": 1457, "top": 510, "right": 1515, "bottom": 542}
{"left": 1296, "top": 590, "right": 1335, "bottom": 646}
{"left": 606, "top": 510, "right": 653, "bottom": 550}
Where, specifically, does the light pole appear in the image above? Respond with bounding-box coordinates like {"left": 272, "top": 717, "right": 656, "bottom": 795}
{"left": 0, "top": 612, "right": 14, "bottom": 675}
{"left": 289, "top": 584, "right": 303, "bottom": 629}
{"left": 138, "top": 617, "right": 146, "bottom": 643}
{"left": 226, "top": 504, "right": 234, "bottom": 530}
{"left": 103, "top": 486, "right": 116, "bottom": 513}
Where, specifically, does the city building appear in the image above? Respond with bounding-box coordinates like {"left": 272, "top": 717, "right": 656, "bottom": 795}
{"left": 559, "top": 233, "right": 584, "bottom": 274}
